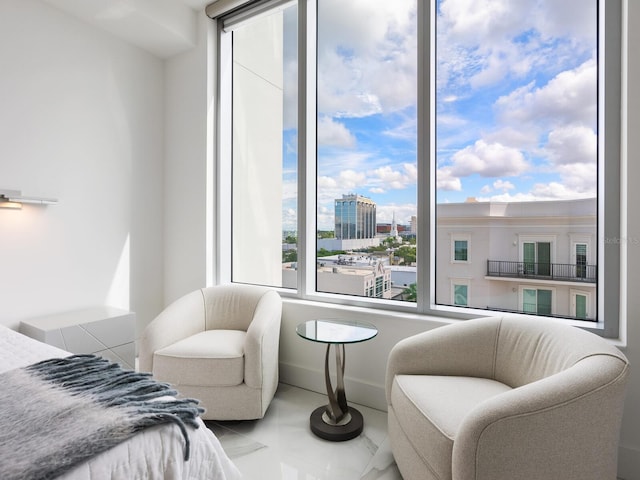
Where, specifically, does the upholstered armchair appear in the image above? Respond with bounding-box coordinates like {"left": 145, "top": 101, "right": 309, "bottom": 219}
{"left": 139, "top": 284, "right": 282, "bottom": 421}
{"left": 386, "top": 316, "right": 629, "bottom": 480}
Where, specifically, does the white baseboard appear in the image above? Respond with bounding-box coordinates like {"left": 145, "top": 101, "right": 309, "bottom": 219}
{"left": 279, "top": 361, "right": 388, "bottom": 412}
{"left": 618, "top": 444, "right": 640, "bottom": 480}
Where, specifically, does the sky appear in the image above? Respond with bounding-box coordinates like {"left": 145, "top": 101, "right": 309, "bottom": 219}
{"left": 280, "top": 0, "right": 597, "bottom": 231}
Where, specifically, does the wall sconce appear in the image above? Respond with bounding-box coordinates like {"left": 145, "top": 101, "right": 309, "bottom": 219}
{"left": 0, "top": 189, "right": 58, "bottom": 209}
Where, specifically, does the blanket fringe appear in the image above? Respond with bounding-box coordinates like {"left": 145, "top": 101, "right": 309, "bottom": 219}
{"left": 26, "top": 355, "right": 204, "bottom": 460}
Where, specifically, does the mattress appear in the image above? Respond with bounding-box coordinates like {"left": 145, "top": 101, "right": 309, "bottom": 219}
{"left": 0, "top": 325, "right": 241, "bottom": 480}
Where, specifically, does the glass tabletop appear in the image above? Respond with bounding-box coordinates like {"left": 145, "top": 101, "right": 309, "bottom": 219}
{"left": 296, "top": 319, "right": 378, "bottom": 344}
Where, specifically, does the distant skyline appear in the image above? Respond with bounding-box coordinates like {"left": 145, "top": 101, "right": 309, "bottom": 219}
{"left": 281, "top": 0, "right": 597, "bottom": 231}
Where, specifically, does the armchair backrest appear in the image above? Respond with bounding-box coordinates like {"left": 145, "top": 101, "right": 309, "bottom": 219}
{"left": 202, "top": 284, "right": 279, "bottom": 331}
{"left": 386, "top": 316, "right": 628, "bottom": 394}
{"left": 493, "top": 317, "right": 628, "bottom": 388}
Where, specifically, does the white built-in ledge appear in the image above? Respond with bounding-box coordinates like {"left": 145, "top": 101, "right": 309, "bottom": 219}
{"left": 20, "top": 307, "right": 136, "bottom": 370}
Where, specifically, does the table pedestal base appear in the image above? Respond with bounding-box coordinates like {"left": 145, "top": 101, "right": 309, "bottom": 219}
{"left": 310, "top": 405, "right": 363, "bottom": 441}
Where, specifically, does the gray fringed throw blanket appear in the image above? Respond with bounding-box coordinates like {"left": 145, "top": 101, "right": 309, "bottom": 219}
{"left": 0, "top": 355, "right": 204, "bottom": 480}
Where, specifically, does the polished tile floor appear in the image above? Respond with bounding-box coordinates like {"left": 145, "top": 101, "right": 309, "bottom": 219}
{"left": 205, "top": 383, "right": 403, "bottom": 480}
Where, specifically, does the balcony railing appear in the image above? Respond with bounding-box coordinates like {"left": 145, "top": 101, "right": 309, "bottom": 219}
{"left": 487, "top": 260, "right": 597, "bottom": 283}
{"left": 485, "top": 305, "right": 597, "bottom": 322}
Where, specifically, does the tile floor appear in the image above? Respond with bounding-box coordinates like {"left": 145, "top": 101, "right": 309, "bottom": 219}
{"left": 205, "top": 383, "right": 403, "bottom": 480}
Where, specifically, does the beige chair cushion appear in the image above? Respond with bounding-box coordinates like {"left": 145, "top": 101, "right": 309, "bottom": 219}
{"left": 153, "top": 330, "right": 246, "bottom": 387}
{"left": 392, "top": 374, "right": 512, "bottom": 480}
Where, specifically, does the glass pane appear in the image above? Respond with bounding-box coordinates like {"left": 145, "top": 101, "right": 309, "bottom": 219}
{"left": 523, "top": 243, "right": 535, "bottom": 274}
{"left": 316, "top": 0, "right": 418, "bottom": 301}
{"left": 435, "top": 0, "right": 598, "bottom": 320}
{"left": 537, "top": 243, "right": 551, "bottom": 276}
{"left": 576, "top": 294, "right": 587, "bottom": 319}
{"left": 576, "top": 243, "right": 587, "bottom": 278}
{"left": 454, "top": 284, "right": 468, "bottom": 306}
{"left": 454, "top": 240, "right": 468, "bottom": 261}
{"left": 537, "top": 289, "right": 552, "bottom": 315}
{"left": 231, "top": 4, "right": 298, "bottom": 288}
{"left": 523, "top": 289, "right": 537, "bottom": 313}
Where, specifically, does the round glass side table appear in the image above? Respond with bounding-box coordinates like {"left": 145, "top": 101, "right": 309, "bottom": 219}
{"left": 296, "top": 319, "right": 378, "bottom": 441}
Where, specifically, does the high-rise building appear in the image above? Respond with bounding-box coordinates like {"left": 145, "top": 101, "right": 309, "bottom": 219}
{"left": 335, "top": 194, "right": 376, "bottom": 240}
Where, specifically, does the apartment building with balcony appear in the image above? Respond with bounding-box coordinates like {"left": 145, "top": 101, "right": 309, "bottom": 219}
{"left": 436, "top": 198, "right": 597, "bottom": 320}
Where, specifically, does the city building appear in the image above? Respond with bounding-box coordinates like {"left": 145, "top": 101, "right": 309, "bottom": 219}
{"left": 436, "top": 197, "right": 597, "bottom": 320}
{"left": 335, "top": 194, "right": 376, "bottom": 240}
{"left": 317, "top": 261, "right": 392, "bottom": 299}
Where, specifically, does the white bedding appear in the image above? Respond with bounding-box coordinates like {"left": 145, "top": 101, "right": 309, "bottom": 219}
{"left": 0, "top": 325, "right": 242, "bottom": 480}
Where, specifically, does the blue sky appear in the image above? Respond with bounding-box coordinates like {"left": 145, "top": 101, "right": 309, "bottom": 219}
{"left": 281, "top": 0, "right": 597, "bottom": 231}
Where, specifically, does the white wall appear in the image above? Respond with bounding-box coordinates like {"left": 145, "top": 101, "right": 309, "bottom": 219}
{"left": 0, "top": 0, "right": 165, "bottom": 333}
{"left": 163, "top": 14, "right": 211, "bottom": 305}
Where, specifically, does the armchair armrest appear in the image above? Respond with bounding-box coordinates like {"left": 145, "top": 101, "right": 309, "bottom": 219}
{"left": 138, "top": 290, "right": 207, "bottom": 373}
{"left": 452, "top": 355, "right": 630, "bottom": 480}
{"left": 244, "top": 290, "right": 282, "bottom": 389}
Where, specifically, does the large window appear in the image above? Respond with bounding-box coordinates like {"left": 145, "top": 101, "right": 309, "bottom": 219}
{"left": 216, "top": 0, "right": 621, "bottom": 335}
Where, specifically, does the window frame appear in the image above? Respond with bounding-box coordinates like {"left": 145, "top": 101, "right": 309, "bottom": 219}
{"left": 213, "top": 0, "right": 623, "bottom": 338}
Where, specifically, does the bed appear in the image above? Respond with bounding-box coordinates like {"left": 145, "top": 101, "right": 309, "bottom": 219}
{"left": 0, "top": 324, "right": 242, "bottom": 480}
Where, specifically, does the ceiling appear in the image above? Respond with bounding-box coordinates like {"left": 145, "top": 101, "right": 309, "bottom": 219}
{"left": 41, "top": 0, "right": 215, "bottom": 58}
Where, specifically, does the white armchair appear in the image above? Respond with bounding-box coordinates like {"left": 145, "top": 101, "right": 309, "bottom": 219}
{"left": 386, "top": 316, "right": 629, "bottom": 480}
{"left": 139, "top": 284, "right": 282, "bottom": 420}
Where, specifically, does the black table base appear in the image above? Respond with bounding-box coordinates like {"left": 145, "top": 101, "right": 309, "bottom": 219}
{"left": 310, "top": 405, "right": 364, "bottom": 441}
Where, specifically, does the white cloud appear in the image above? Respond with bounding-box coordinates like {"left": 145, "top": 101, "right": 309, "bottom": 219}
{"left": 282, "top": 179, "right": 298, "bottom": 201}
{"left": 439, "top": 0, "right": 524, "bottom": 47}
{"left": 545, "top": 124, "right": 596, "bottom": 166}
{"left": 437, "top": 0, "right": 596, "bottom": 97}
{"left": 484, "top": 127, "right": 538, "bottom": 151}
{"left": 317, "top": 116, "right": 357, "bottom": 148}
{"left": 496, "top": 59, "right": 597, "bottom": 128}
{"left": 368, "top": 163, "right": 417, "bottom": 192}
{"left": 371, "top": 166, "right": 407, "bottom": 190}
{"left": 449, "top": 140, "right": 529, "bottom": 177}
{"left": 376, "top": 203, "right": 417, "bottom": 225}
{"left": 493, "top": 179, "right": 515, "bottom": 191}
{"left": 403, "top": 163, "right": 418, "bottom": 182}
{"left": 536, "top": 0, "right": 597, "bottom": 43}
{"left": 309, "top": 0, "right": 598, "bottom": 207}
{"left": 436, "top": 113, "right": 468, "bottom": 128}
{"left": 336, "top": 170, "right": 367, "bottom": 189}
{"left": 530, "top": 181, "right": 593, "bottom": 200}
{"left": 437, "top": 167, "right": 462, "bottom": 191}
{"left": 319, "top": 151, "right": 373, "bottom": 175}
{"left": 282, "top": 208, "right": 297, "bottom": 230}
{"left": 316, "top": 205, "right": 334, "bottom": 231}
{"left": 383, "top": 117, "right": 417, "bottom": 141}
{"left": 476, "top": 192, "right": 538, "bottom": 202}
{"left": 317, "top": 0, "right": 417, "bottom": 118}
{"left": 317, "top": 169, "right": 369, "bottom": 206}
{"left": 555, "top": 163, "right": 597, "bottom": 195}
{"left": 318, "top": 176, "right": 337, "bottom": 189}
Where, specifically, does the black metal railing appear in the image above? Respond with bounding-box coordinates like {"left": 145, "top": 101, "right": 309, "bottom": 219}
{"left": 487, "top": 260, "right": 597, "bottom": 283}
{"left": 485, "top": 305, "right": 597, "bottom": 322}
